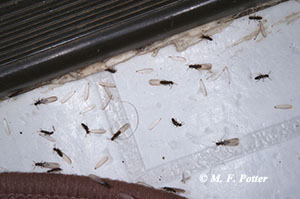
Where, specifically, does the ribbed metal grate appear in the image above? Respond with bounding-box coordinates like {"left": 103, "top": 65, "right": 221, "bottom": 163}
{"left": 0, "top": 0, "right": 176, "bottom": 66}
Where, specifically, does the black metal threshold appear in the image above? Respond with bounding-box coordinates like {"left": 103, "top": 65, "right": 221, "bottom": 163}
{"left": 0, "top": 0, "right": 277, "bottom": 99}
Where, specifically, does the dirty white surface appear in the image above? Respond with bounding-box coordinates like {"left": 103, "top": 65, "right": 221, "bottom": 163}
{"left": 1, "top": 1, "right": 300, "bottom": 199}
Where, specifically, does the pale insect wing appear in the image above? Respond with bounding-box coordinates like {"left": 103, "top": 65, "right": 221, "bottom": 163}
{"left": 211, "top": 68, "right": 225, "bottom": 81}
{"left": 173, "top": 187, "right": 186, "bottom": 193}
{"left": 119, "top": 193, "right": 136, "bottom": 199}
{"left": 104, "top": 86, "right": 113, "bottom": 99}
{"left": 3, "top": 118, "right": 11, "bottom": 136}
{"left": 274, "top": 104, "right": 293, "bottom": 109}
{"left": 101, "top": 97, "right": 111, "bottom": 110}
{"left": 61, "top": 91, "right": 76, "bottom": 103}
{"left": 259, "top": 21, "right": 266, "bottom": 38}
{"left": 99, "top": 82, "right": 116, "bottom": 88}
{"left": 224, "top": 66, "right": 231, "bottom": 84}
{"left": 39, "top": 134, "right": 56, "bottom": 142}
{"left": 136, "top": 68, "right": 154, "bottom": 74}
{"left": 149, "top": 79, "right": 161, "bottom": 86}
{"left": 44, "top": 162, "right": 60, "bottom": 169}
{"left": 90, "top": 129, "right": 106, "bottom": 134}
{"left": 199, "top": 79, "right": 207, "bottom": 96}
{"left": 88, "top": 174, "right": 102, "bottom": 183}
{"left": 168, "top": 56, "right": 187, "bottom": 62}
{"left": 200, "top": 63, "right": 212, "bottom": 70}
{"left": 84, "top": 83, "right": 90, "bottom": 101}
{"left": 227, "top": 138, "right": 239, "bottom": 146}
{"left": 120, "top": 123, "right": 130, "bottom": 133}
{"left": 44, "top": 96, "right": 58, "bottom": 104}
{"left": 95, "top": 156, "right": 109, "bottom": 169}
{"left": 80, "top": 104, "right": 96, "bottom": 114}
{"left": 62, "top": 153, "right": 72, "bottom": 164}
{"left": 148, "top": 118, "right": 162, "bottom": 130}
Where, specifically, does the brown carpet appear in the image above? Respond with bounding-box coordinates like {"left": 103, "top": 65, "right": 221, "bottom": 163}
{"left": 0, "top": 172, "right": 186, "bottom": 199}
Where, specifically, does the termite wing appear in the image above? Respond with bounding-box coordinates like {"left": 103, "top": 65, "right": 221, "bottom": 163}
{"left": 94, "top": 156, "right": 109, "bottom": 170}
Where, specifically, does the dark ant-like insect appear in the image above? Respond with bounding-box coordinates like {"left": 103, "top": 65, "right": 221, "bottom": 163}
{"left": 34, "top": 162, "right": 47, "bottom": 168}
{"left": 171, "top": 118, "right": 183, "bottom": 127}
{"left": 111, "top": 131, "right": 122, "bottom": 141}
{"left": 149, "top": 79, "right": 176, "bottom": 87}
{"left": 159, "top": 80, "right": 175, "bottom": 86}
{"left": 33, "top": 161, "right": 60, "bottom": 169}
{"left": 254, "top": 71, "right": 271, "bottom": 81}
{"left": 215, "top": 138, "right": 239, "bottom": 146}
{"left": 110, "top": 123, "right": 130, "bottom": 141}
{"left": 40, "top": 130, "right": 53, "bottom": 135}
{"left": 88, "top": 174, "right": 111, "bottom": 189}
{"left": 33, "top": 96, "right": 57, "bottom": 106}
{"left": 53, "top": 147, "right": 72, "bottom": 164}
{"left": 39, "top": 126, "right": 55, "bottom": 135}
{"left": 47, "top": 168, "right": 62, "bottom": 173}
{"left": 81, "top": 123, "right": 90, "bottom": 134}
{"left": 188, "top": 63, "right": 212, "bottom": 71}
{"left": 201, "top": 35, "right": 213, "bottom": 41}
{"left": 249, "top": 15, "right": 263, "bottom": 20}
{"left": 53, "top": 148, "right": 63, "bottom": 157}
{"left": 162, "top": 186, "right": 185, "bottom": 193}
{"left": 105, "top": 68, "right": 117, "bottom": 73}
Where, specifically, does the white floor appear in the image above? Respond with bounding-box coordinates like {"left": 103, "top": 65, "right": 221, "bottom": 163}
{"left": 1, "top": 1, "right": 300, "bottom": 198}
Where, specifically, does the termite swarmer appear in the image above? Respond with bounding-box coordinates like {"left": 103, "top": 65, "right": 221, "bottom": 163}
{"left": 47, "top": 168, "right": 62, "bottom": 173}
{"left": 249, "top": 15, "right": 263, "bottom": 20}
{"left": 254, "top": 71, "right": 271, "bottom": 81}
{"left": 53, "top": 148, "right": 63, "bottom": 157}
{"left": 110, "top": 123, "right": 130, "bottom": 141}
{"left": 171, "top": 118, "right": 183, "bottom": 127}
{"left": 201, "top": 35, "right": 213, "bottom": 41}
{"left": 33, "top": 161, "right": 60, "bottom": 169}
{"left": 188, "top": 63, "right": 212, "bottom": 71}
{"left": 215, "top": 138, "right": 239, "bottom": 146}
{"left": 40, "top": 130, "right": 53, "bottom": 135}
{"left": 148, "top": 79, "right": 176, "bottom": 87}
{"left": 33, "top": 96, "right": 57, "bottom": 106}
{"left": 162, "top": 186, "right": 185, "bottom": 193}
{"left": 81, "top": 123, "right": 105, "bottom": 135}
{"left": 105, "top": 68, "right": 117, "bottom": 73}
{"left": 53, "top": 147, "right": 72, "bottom": 164}
{"left": 88, "top": 174, "right": 111, "bottom": 189}
{"left": 274, "top": 104, "right": 293, "bottom": 109}
{"left": 39, "top": 126, "right": 55, "bottom": 135}
{"left": 81, "top": 123, "right": 90, "bottom": 134}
